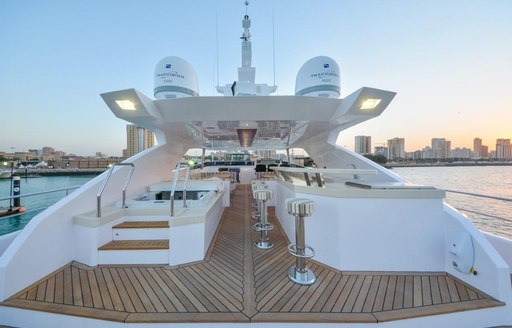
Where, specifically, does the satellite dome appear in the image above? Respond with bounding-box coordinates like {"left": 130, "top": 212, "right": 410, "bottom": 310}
{"left": 154, "top": 56, "right": 199, "bottom": 99}
{"left": 295, "top": 56, "right": 340, "bottom": 98}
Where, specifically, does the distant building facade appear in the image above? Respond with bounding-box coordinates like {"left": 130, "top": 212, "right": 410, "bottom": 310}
{"left": 452, "top": 147, "right": 472, "bottom": 159}
{"left": 126, "top": 124, "right": 155, "bottom": 159}
{"left": 496, "top": 139, "right": 511, "bottom": 159}
{"left": 354, "top": 136, "right": 372, "bottom": 155}
{"left": 481, "top": 145, "right": 489, "bottom": 158}
{"left": 421, "top": 146, "right": 433, "bottom": 159}
{"left": 387, "top": 137, "right": 405, "bottom": 160}
{"left": 473, "top": 138, "right": 482, "bottom": 158}
{"left": 374, "top": 146, "right": 387, "bottom": 157}
{"left": 431, "top": 138, "right": 451, "bottom": 159}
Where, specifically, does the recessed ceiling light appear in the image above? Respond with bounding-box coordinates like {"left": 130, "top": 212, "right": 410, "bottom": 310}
{"left": 115, "top": 100, "right": 136, "bottom": 111}
{"left": 360, "top": 99, "right": 381, "bottom": 110}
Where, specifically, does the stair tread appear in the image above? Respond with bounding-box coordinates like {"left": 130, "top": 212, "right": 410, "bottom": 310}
{"left": 113, "top": 221, "right": 169, "bottom": 229}
{"left": 98, "top": 240, "right": 169, "bottom": 250}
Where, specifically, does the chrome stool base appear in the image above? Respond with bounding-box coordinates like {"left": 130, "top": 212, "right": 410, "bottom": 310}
{"left": 255, "top": 240, "right": 274, "bottom": 250}
{"left": 287, "top": 265, "right": 316, "bottom": 285}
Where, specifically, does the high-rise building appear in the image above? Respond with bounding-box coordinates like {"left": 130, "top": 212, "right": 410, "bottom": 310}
{"left": 387, "top": 137, "right": 405, "bottom": 160}
{"left": 126, "top": 124, "right": 155, "bottom": 158}
{"left": 496, "top": 139, "right": 511, "bottom": 159}
{"left": 354, "top": 136, "right": 372, "bottom": 155}
{"left": 431, "top": 138, "right": 451, "bottom": 159}
{"left": 481, "top": 145, "right": 489, "bottom": 158}
{"left": 422, "top": 146, "right": 433, "bottom": 159}
{"left": 473, "top": 138, "right": 482, "bottom": 158}
{"left": 374, "top": 146, "right": 387, "bottom": 157}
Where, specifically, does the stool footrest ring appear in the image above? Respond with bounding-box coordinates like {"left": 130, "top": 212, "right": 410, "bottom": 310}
{"left": 252, "top": 223, "right": 274, "bottom": 232}
{"left": 288, "top": 244, "right": 315, "bottom": 258}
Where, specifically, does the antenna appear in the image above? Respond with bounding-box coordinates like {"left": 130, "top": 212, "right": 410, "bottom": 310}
{"left": 212, "top": 57, "right": 215, "bottom": 96}
{"left": 272, "top": 10, "right": 276, "bottom": 88}
{"left": 245, "top": 1, "right": 249, "bottom": 14}
{"left": 215, "top": 12, "right": 220, "bottom": 87}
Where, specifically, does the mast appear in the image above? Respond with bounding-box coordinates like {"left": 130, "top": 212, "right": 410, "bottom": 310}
{"left": 238, "top": 1, "right": 255, "bottom": 83}
{"left": 216, "top": 1, "right": 277, "bottom": 96}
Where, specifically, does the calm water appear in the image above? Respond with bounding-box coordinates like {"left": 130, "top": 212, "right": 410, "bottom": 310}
{"left": 0, "top": 175, "right": 96, "bottom": 236}
{"left": 393, "top": 166, "right": 512, "bottom": 238}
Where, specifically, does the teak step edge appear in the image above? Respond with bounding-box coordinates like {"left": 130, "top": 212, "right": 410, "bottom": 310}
{"left": 98, "top": 240, "right": 169, "bottom": 250}
{"left": 113, "top": 221, "right": 169, "bottom": 229}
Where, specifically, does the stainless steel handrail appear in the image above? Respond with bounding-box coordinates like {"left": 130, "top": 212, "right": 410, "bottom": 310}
{"left": 182, "top": 166, "right": 190, "bottom": 209}
{"left": 170, "top": 163, "right": 190, "bottom": 217}
{"left": 0, "top": 186, "right": 81, "bottom": 202}
{"left": 96, "top": 163, "right": 135, "bottom": 217}
{"left": 454, "top": 207, "right": 512, "bottom": 223}
{"left": 444, "top": 189, "right": 512, "bottom": 202}
{"left": 444, "top": 189, "right": 512, "bottom": 223}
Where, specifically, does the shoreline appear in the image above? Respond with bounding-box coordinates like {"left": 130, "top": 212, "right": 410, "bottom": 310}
{"left": 387, "top": 162, "right": 512, "bottom": 168}
{"left": 10, "top": 168, "right": 105, "bottom": 177}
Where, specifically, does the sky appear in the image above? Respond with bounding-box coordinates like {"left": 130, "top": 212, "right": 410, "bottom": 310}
{"left": 0, "top": 0, "right": 511, "bottom": 156}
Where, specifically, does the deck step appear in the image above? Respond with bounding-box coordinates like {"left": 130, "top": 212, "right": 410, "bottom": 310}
{"left": 113, "top": 221, "right": 169, "bottom": 229}
{"left": 98, "top": 240, "right": 169, "bottom": 250}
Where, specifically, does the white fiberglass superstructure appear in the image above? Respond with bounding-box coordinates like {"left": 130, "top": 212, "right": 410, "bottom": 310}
{"left": 1, "top": 3, "right": 512, "bottom": 328}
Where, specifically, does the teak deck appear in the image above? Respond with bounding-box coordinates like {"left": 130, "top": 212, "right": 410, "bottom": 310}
{"left": 0, "top": 185, "right": 503, "bottom": 323}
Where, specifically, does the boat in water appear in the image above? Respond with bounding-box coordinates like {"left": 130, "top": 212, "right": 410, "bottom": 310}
{"left": 1, "top": 4, "right": 512, "bottom": 327}
{"left": 0, "top": 170, "right": 12, "bottom": 179}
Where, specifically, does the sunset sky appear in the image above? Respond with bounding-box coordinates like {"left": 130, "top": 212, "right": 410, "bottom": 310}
{"left": 0, "top": 0, "right": 511, "bottom": 156}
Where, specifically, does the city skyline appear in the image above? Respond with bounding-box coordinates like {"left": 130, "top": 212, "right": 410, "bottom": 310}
{"left": 354, "top": 135, "right": 512, "bottom": 160}
{"left": 1, "top": 1, "right": 511, "bottom": 155}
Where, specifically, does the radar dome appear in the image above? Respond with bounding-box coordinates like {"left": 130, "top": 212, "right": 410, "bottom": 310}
{"left": 154, "top": 56, "right": 199, "bottom": 99}
{"left": 295, "top": 56, "right": 340, "bottom": 98}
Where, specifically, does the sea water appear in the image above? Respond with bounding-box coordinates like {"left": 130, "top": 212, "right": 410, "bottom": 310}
{"left": 394, "top": 166, "right": 512, "bottom": 238}
{"left": 0, "top": 175, "right": 96, "bottom": 236}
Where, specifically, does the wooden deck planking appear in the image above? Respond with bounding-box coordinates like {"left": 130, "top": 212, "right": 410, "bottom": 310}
{"left": 141, "top": 268, "right": 179, "bottom": 312}
{"left": 98, "top": 240, "right": 169, "bottom": 251}
{"left": 113, "top": 221, "right": 169, "bottom": 229}
{"left": 1, "top": 184, "right": 503, "bottom": 323}
{"left": 149, "top": 267, "right": 193, "bottom": 312}
{"left": 430, "top": 275, "right": 442, "bottom": 305}
{"left": 392, "top": 275, "right": 405, "bottom": 310}
{"left": 123, "top": 268, "right": 156, "bottom": 313}
{"left": 44, "top": 275, "right": 55, "bottom": 303}
{"left": 362, "top": 275, "right": 381, "bottom": 312}
{"left": 101, "top": 268, "right": 124, "bottom": 312}
{"left": 94, "top": 268, "right": 114, "bottom": 311}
